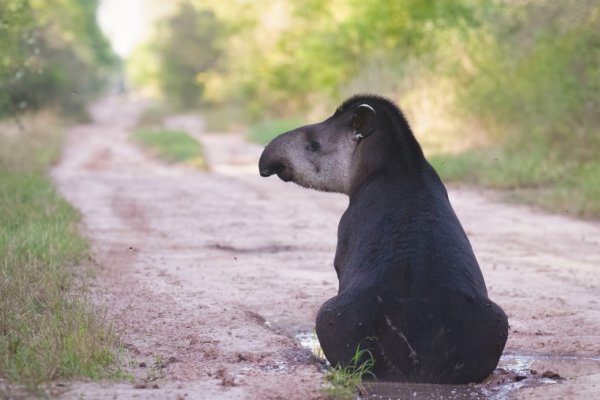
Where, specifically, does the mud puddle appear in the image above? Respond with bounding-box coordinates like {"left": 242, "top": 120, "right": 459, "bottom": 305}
{"left": 295, "top": 331, "right": 600, "bottom": 399}
{"left": 296, "top": 331, "right": 326, "bottom": 360}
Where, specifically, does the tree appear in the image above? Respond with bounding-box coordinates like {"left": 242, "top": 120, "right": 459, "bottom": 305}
{"left": 128, "top": 2, "right": 224, "bottom": 109}
{"left": 0, "top": 0, "right": 116, "bottom": 117}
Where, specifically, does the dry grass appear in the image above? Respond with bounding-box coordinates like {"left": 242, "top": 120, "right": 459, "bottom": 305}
{"left": 0, "top": 113, "right": 120, "bottom": 392}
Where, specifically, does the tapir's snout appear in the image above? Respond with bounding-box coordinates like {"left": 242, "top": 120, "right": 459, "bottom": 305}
{"left": 259, "top": 163, "right": 286, "bottom": 178}
{"left": 259, "top": 167, "right": 273, "bottom": 177}
{"left": 258, "top": 145, "right": 278, "bottom": 177}
{"left": 258, "top": 153, "right": 291, "bottom": 181}
{"left": 259, "top": 150, "right": 274, "bottom": 176}
{"left": 258, "top": 132, "right": 294, "bottom": 181}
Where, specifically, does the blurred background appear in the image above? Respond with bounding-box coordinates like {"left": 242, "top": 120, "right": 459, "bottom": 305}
{"left": 1, "top": 0, "right": 600, "bottom": 216}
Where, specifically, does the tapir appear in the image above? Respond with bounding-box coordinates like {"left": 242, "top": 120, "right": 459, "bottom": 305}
{"left": 258, "top": 94, "right": 508, "bottom": 383}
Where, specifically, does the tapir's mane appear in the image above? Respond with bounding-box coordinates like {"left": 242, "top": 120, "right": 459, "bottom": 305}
{"left": 336, "top": 94, "right": 424, "bottom": 160}
{"left": 336, "top": 94, "right": 411, "bottom": 131}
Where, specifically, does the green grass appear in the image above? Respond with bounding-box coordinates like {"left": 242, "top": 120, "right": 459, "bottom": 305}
{"left": 134, "top": 129, "right": 207, "bottom": 169}
{"left": 248, "top": 118, "right": 304, "bottom": 145}
{"left": 0, "top": 114, "right": 119, "bottom": 391}
{"left": 430, "top": 147, "right": 600, "bottom": 218}
{"left": 322, "top": 346, "right": 375, "bottom": 400}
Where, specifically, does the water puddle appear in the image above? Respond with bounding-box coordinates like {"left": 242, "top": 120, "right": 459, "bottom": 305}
{"left": 295, "top": 331, "right": 326, "bottom": 360}
{"left": 295, "top": 331, "right": 600, "bottom": 399}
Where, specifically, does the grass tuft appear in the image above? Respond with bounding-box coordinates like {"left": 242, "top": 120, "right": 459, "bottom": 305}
{"left": 133, "top": 129, "right": 207, "bottom": 169}
{"left": 322, "top": 345, "right": 375, "bottom": 400}
{"left": 0, "top": 114, "right": 119, "bottom": 391}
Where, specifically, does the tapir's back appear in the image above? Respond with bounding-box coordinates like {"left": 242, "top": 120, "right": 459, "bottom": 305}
{"left": 337, "top": 167, "right": 488, "bottom": 302}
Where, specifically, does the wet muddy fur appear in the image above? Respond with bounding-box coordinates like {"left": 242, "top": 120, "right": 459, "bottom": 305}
{"left": 259, "top": 95, "right": 508, "bottom": 383}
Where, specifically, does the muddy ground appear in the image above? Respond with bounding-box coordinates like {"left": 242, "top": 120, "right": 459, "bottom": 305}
{"left": 49, "top": 97, "right": 599, "bottom": 399}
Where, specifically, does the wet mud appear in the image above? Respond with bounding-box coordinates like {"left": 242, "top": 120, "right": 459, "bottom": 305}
{"left": 296, "top": 331, "right": 600, "bottom": 400}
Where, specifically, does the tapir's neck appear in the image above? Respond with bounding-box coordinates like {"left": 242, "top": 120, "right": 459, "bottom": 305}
{"left": 347, "top": 145, "right": 425, "bottom": 199}
{"left": 346, "top": 119, "right": 427, "bottom": 198}
{"left": 347, "top": 168, "right": 423, "bottom": 205}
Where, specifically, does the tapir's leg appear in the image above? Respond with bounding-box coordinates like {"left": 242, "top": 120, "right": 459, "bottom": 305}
{"left": 316, "top": 292, "right": 435, "bottom": 381}
{"left": 442, "top": 298, "right": 508, "bottom": 383}
{"left": 316, "top": 292, "right": 379, "bottom": 371}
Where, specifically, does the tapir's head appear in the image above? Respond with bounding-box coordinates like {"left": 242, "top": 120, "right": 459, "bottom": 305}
{"left": 258, "top": 99, "right": 379, "bottom": 194}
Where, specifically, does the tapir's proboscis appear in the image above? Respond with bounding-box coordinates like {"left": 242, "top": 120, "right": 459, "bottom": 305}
{"left": 258, "top": 94, "right": 508, "bottom": 384}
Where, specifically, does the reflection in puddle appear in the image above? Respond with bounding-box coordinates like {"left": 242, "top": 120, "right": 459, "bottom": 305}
{"left": 295, "top": 331, "right": 325, "bottom": 360}
{"left": 295, "top": 331, "right": 600, "bottom": 399}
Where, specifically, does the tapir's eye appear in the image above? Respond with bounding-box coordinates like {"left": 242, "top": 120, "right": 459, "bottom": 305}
{"left": 307, "top": 141, "right": 320, "bottom": 152}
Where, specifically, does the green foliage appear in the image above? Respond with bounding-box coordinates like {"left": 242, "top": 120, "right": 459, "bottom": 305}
{"left": 0, "top": 0, "right": 116, "bottom": 117}
{"left": 0, "top": 116, "right": 118, "bottom": 390}
{"left": 134, "top": 0, "right": 600, "bottom": 216}
{"left": 456, "top": 1, "right": 600, "bottom": 154}
{"left": 134, "top": 129, "right": 207, "bottom": 169}
{"left": 187, "top": 0, "right": 484, "bottom": 118}
{"left": 248, "top": 118, "right": 305, "bottom": 145}
{"left": 323, "top": 346, "right": 375, "bottom": 400}
{"left": 427, "top": 0, "right": 600, "bottom": 217}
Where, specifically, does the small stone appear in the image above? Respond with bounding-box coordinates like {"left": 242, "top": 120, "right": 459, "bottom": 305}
{"left": 216, "top": 367, "right": 236, "bottom": 387}
{"left": 541, "top": 370, "right": 561, "bottom": 379}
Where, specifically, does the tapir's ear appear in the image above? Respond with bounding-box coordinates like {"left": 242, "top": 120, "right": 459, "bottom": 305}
{"left": 350, "top": 104, "right": 376, "bottom": 142}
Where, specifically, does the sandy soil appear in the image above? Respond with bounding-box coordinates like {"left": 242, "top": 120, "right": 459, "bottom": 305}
{"left": 50, "top": 97, "right": 600, "bottom": 399}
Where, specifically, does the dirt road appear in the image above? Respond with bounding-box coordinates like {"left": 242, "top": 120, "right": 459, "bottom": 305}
{"left": 52, "top": 97, "right": 600, "bottom": 399}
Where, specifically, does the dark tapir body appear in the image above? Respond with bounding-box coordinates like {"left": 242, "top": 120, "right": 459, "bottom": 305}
{"left": 258, "top": 95, "right": 508, "bottom": 384}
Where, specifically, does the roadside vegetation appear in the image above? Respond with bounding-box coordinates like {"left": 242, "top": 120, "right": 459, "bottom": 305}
{"left": 129, "top": 0, "right": 600, "bottom": 218}
{"left": 133, "top": 129, "right": 207, "bottom": 169}
{"left": 1, "top": 0, "right": 121, "bottom": 393}
{"left": 0, "top": 115, "right": 118, "bottom": 392}
{"left": 431, "top": 150, "right": 600, "bottom": 218}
